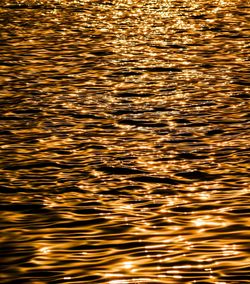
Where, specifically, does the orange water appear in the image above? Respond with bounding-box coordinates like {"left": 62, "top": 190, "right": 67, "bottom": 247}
{"left": 0, "top": 1, "right": 249, "bottom": 283}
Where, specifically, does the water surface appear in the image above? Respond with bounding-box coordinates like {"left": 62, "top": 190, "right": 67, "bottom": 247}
{"left": 0, "top": 0, "right": 249, "bottom": 283}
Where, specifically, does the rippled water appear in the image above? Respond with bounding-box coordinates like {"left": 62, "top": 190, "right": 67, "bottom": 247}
{"left": 0, "top": 0, "right": 249, "bottom": 283}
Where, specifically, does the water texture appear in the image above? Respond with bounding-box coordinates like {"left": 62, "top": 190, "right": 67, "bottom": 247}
{"left": 0, "top": 0, "right": 249, "bottom": 283}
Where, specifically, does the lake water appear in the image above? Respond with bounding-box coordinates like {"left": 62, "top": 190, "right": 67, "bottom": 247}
{"left": 0, "top": 0, "right": 249, "bottom": 283}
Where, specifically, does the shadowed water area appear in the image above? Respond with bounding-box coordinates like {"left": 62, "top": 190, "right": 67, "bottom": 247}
{"left": 0, "top": 0, "right": 249, "bottom": 283}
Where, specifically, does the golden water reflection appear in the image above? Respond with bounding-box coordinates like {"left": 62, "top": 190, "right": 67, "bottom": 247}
{"left": 0, "top": 0, "right": 249, "bottom": 283}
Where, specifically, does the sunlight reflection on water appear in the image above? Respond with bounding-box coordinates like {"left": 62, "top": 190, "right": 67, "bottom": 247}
{"left": 0, "top": 0, "right": 249, "bottom": 283}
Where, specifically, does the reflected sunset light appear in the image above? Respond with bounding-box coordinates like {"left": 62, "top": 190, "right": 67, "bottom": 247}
{"left": 0, "top": 0, "right": 249, "bottom": 283}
